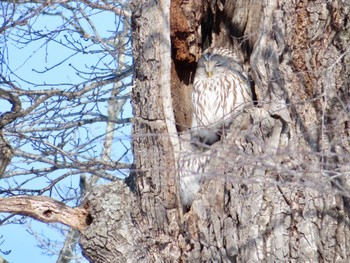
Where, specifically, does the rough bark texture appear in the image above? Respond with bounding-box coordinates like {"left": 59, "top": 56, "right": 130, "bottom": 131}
{"left": 81, "top": 0, "right": 181, "bottom": 261}
{"left": 0, "top": 88, "right": 19, "bottom": 178}
{"left": 130, "top": 0, "right": 182, "bottom": 260}
{"left": 0, "top": 131, "right": 12, "bottom": 179}
{"left": 80, "top": 182, "right": 147, "bottom": 262}
{"left": 79, "top": 0, "right": 350, "bottom": 262}
{"left": 178, "top": 0, "right": 350, "bottom": 262}
{"left": 0, "top": 196, "right": 89, "bottom": 231}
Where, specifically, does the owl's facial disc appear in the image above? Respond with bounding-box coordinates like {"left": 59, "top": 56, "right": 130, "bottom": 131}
{"left": 204, "top": 60, "right": 221, "bottom": 78}
{"left": 200, "top": 52, "right": 227, "bottom": 77}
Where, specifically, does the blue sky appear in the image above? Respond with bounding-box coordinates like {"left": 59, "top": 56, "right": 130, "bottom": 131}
{"left": 1, "top": 221, "right": 74, "bottom": 263}
{"left": 0, "top": 2, "right": 132, "bottom": 262}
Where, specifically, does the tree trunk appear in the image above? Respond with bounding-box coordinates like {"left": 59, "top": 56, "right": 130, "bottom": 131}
{"left": 80, "top": 0, "right": 350, "bottom": 262}
{"left": 81, "top": 0, "right": 182, "bottom": 261}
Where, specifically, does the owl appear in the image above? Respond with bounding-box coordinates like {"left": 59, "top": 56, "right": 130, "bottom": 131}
{"left": 191, "top": 47, "right": 252, "bottom": 147}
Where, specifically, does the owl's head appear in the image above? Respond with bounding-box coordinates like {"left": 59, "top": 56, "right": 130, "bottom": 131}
{"left": 195, "top": 48, "right": 243, "bottom": 79}
{"left": 197, "top": 51, "right": 230, "bottom": 78}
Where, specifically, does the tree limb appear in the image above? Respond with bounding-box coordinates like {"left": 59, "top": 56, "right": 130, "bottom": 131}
{"left": 0, "top": 88, "right": 22, "bottom": 128}
{"left": 0, "top": 196, "right": 90, "bottom": 231}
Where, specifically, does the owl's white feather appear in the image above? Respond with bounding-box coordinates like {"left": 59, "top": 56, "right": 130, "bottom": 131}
{"left": 178, "top": 147, "right": 210, "bottom": 207}
{"left": 191, "top": 48, "right": 252, "bottom": 146}
{"left": 178, "top": 48, "right": 252, "bottom": 208}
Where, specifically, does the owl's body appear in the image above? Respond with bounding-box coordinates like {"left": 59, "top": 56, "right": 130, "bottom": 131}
{"left": 178, "top": 148, "right": 210, "bottom": 207}
{"left": 191, "top": 48, "right": 252, "bottom": 146}
{"left": 178, "top": 48, "right": 252, "bottom": 208}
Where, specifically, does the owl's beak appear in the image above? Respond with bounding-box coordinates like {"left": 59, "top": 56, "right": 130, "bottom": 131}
{"left": 207, "top": 71, "right": 213, "bottom": 77}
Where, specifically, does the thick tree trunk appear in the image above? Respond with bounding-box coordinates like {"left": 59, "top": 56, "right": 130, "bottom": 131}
{"left": 80, "top": 0, "right": 350, "bottom": 262}
{"left": 81, "top": 0, "right": 182, "bottom": 262}
{"left": 177, "top": 0, "right": 350, "bottom": 262}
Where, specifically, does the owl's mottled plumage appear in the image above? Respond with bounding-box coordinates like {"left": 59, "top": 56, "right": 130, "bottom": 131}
{"left": 178, "top": 148, "right": 210, "bottom": 207}
{"left": 191, "top": 47, "right": 252, "bottom": 146}
{"left": 178, "top": 48, "right": 252, "bottom": 208}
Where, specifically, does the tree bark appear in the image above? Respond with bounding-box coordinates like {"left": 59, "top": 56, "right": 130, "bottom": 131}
{"left": 79, "top": 0, "right": 350, "bottom": 262}
{"left": 178, "top": 0, "right": 350, "bottom": 262}
{"left": 81, "top": 0, "right": 181, "bottom": 261}
{"left": 0, "top": 196, "right": 89, "bottom": 231}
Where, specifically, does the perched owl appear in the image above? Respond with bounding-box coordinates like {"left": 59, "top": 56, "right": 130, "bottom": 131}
{"left": 191, "top": 48, "right": 252, "bottom": 147}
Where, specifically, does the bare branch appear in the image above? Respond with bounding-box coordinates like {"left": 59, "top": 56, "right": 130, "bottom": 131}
{"left": 0, "top": 88, "right": 22, "bottom": 128}
{"left": 80, "top": 0, "right": 131, "bottom": 18}
{"left": 0, "top": 195, "right": 90, "bottom": 231}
